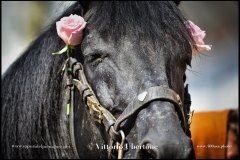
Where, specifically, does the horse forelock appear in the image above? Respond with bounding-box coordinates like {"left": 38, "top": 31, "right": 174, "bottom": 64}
{"left": 86, "top": 1, "right": 193, "bottom": 63}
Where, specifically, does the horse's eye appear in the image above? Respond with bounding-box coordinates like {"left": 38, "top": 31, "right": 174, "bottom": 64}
{"left": 85, "top": 53, "right": 105, "bottom": 67}
{"left": 91, "top": 57, "right": 103, "bottom": 67}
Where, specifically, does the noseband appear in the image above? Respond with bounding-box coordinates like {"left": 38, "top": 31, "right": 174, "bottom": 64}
{"left": 64, "top": 57, "right": 190, "bottom": 159}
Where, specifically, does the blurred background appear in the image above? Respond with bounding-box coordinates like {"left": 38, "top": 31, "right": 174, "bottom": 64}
{"left": 1, "top": 1, "right": 238, "bottom": 112}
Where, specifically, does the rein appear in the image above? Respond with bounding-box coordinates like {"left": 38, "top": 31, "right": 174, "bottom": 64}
{"left": 64, "top": 57, "right": 190, "bottom": 159}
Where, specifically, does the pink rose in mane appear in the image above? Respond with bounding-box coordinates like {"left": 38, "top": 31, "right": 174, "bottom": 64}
{"left": 56, "top": 14, "right": 86, "bottom": 46}
{"left": 185, "top": 20, "right": 212, "bottom": 55}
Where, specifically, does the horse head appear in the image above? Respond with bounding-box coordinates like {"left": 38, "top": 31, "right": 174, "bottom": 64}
{"left": 1, "top": 1, "right": 195, "bottom": 159}
{"left": 73, "top": 1, "right": 194, "bottom": 158}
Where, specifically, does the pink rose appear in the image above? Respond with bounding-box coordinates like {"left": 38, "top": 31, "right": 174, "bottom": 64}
{"left": 56, "top": 14, "right": 87, "bottom": 46}
{"left": 185, "top": 20, "right": 212, "bottom": 55}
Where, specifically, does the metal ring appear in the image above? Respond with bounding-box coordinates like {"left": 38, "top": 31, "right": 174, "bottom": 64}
{"left": 119, "top": 130, "right": 125, "bottom": 143}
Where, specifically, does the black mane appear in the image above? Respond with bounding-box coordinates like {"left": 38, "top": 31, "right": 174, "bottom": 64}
{"left": 1, "top": 3, "right": 83, "bottom": 159}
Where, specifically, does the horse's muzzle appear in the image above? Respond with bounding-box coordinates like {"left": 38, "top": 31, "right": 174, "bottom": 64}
{"left": 135, "top": 101, "right": 194, "bottom": 159}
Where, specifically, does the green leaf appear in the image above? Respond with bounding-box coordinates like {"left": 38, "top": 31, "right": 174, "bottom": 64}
{"left": 52, "top": 45, "right": 68, "bottom": 55}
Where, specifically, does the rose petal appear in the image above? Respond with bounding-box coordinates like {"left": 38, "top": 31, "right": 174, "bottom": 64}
{"left": 68, "top": 31, "right": 83, "bottom": 46}
{"left": 186, "top": 20, "right": 203, "bottom": 33}
{"left": 56, "top": 21, "right": 70, "bottom": 44}
{"left": 78, "top": 21, "right": 87, "bottom": 31}
{"left": 192, "top": 44, "right": 212, "bottom": 55}
{"left": 186, "top": 20, "right": 208, "bottom": 45}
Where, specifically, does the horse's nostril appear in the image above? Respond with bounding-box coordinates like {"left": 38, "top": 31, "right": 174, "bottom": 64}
{"left": 135, "top": 133, "right": 193, "bottom": 159}
{"left": 136, "top": 143, "right": 159, "bottom": 159}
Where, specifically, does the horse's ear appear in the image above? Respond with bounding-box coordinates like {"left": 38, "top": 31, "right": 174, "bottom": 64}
{"left": 78, "top": 1, "right": 91, "bottom": 13}
{"left": 174, "top": 1, "right": 181, "bottom": 6}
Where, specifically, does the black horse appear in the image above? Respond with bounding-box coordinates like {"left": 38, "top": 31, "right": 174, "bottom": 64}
{"left": 1, "top": 1, "right": 195, "bottom": 159}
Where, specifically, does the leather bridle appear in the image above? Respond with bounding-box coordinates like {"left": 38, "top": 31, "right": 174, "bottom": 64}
{"left": 64, "top": 57, "right": 190, "bottom": 159}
